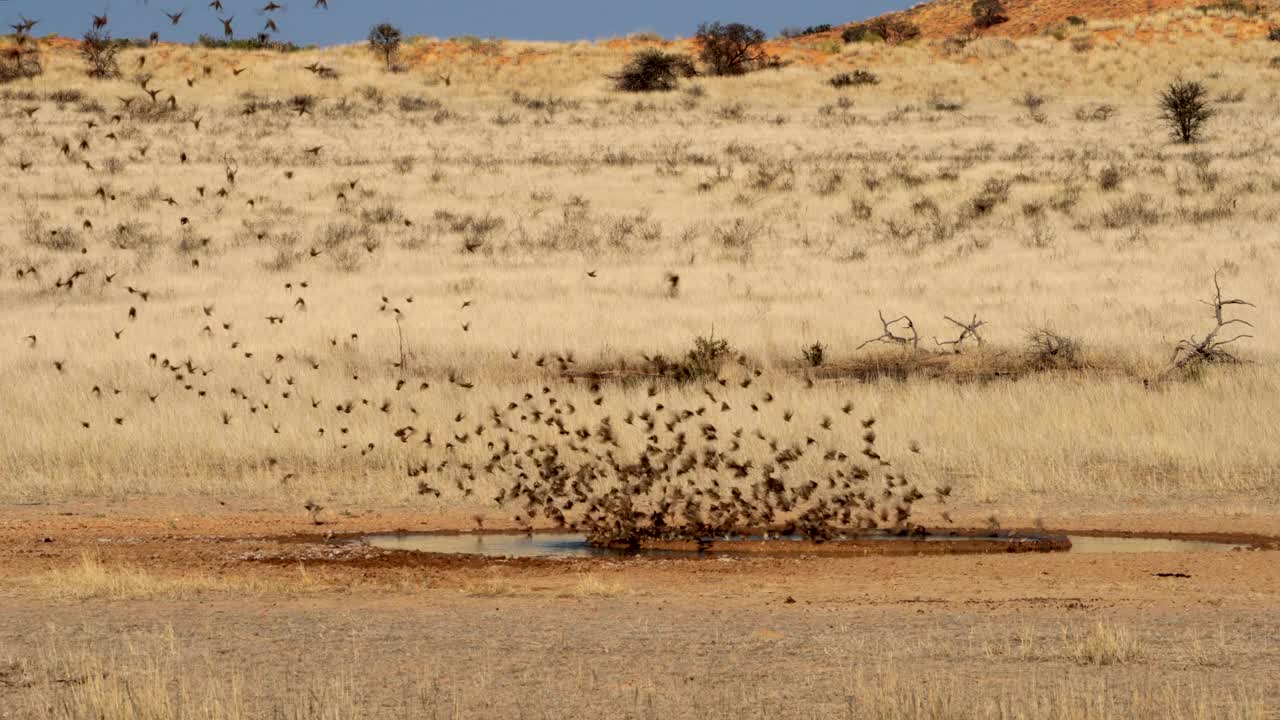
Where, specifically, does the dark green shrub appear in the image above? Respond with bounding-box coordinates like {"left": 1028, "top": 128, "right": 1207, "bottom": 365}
{"left": 611, "top": 49, "right": 696, "bottom": 92}
{"left": 696, "top": 22, "right": 770, "bottom": 76}
{"left": 368, "top": 22, "right": 403, "bottom": 69}
{"left": 1159, "top": 79, "right": 1214, "bottom": 143}
{"left": 829, "top": 69, "right": 880, "bottom": 88}
{"left": 972, "top": 0, "right": 1010, "bottom": 28}
{"left": 802, "top": 341, "right": 827, "bottom": 367}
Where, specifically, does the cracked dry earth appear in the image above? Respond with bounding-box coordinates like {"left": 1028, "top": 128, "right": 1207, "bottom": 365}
{"left": 1, "top": 499, "right": 1278, "bottom": 718}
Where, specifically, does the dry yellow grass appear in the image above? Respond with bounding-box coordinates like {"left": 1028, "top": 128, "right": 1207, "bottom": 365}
{"left": 2, "top": 623, "right": 1267, "bottom": 720}
{"left": 28, "top": 553, "right": 335, "bottom": 599}
{"left": 1, "top": 22, "right": 1279, "bottom": 516}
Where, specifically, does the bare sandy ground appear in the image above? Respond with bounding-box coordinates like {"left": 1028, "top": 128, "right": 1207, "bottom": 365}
{"left": 2, "top": 500, "right": 1277, "bottom": 718}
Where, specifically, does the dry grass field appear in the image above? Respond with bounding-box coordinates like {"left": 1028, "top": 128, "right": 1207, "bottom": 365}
{"left": 2, "top": 3, "right": 1280, "bottom": 717}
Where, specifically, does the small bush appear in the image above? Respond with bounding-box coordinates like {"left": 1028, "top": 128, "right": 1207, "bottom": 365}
{"left": 972, "top": 0, "right": 1010, "bottom": 29}
{"left": 398, "top": 94, "right": 441, "bottom": 112}
{"left": 843, "top": 17, "right": 921, "bottom": 44}
{"left": 696, "top": 22, "right": 771, "bottom": 76}
{"left": 780, "top": 24, "right": 834, "bottom": 38}
{"left": 681, "top": 334, "right": 732, "bottom": 380}
{"left": 1025, "top": 328, "right": 1084, "bottom": 370}
{"left": 611, "top": 49, "right": 696, "bottom": 92}
{"left": 1159, "top": 79, "right": 1214, "bottom": 144}
{"left": 1097, "top": 164, "right": 1124, "bottom": 192}
{"left": 1, "top": 43, "right": 43, "bottom": 83}
{"left": 1067, "top": 15, "right": 1088, "bottom": 26}
{"left": 829, "top": 70, "right": 880, "bottom": 88}
{"left": 80, "top": 29, "right": 121, "bottom": 79}
{"left": 48, "top": 89, "right": 83, "bottom": 104}
{"left": 196, "top": 34, "right": 300, "bottom": 51}
{"left": 1269, "top": 26, "right": 1280, "bottom": 41}
{"left": 969, "top": 177, "right": 1010, "bottom": 216}
{"left": 368, "top": 22, "right": 403, "bottom": 69}
{"left": 802, "top": 341, "right": 827, "bottom": 368}
{"left": 1074, "top": 103, "right": 1115, "bottom": 122}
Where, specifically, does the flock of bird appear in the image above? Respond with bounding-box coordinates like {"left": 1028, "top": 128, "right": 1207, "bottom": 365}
{"left": 5, "top": 5, "right": 953, "bottom": 547}
{"left": 10, "top": 1, "right": 335, "bottom": 49}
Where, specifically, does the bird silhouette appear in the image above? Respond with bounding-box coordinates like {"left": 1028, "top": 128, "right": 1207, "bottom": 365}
{"left": 165, "top": 11, "right": 184, "bottom": 25}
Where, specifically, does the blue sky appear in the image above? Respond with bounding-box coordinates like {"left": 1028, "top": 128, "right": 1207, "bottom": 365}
{"left": 3, "top": 1, "right": 910, "bottom": 45}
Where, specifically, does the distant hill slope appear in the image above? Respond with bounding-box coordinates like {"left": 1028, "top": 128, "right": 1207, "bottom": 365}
{"left": 848, "top": 0, "right": 1276, "bottom": 38}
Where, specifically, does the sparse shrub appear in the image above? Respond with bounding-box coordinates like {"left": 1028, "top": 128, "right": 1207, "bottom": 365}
{"left": 1025, "top": 328, "right": 1084, "bottom": 369}
{"left": 969, "top": 177, "right": 1011, "bottom": 217}
{"left": 842, "top": 24, "right": 875, "bottom": 43}
{"left": 510, "top": 91, "right": 581, "bottom": 114}
{"left": 197, "top": 34, "right": 299, "bottom": 51}
{"left": 288, "top": 94, "right": 317, "bottom": 116}
{"left": 1214, "top": 88, "right": 1245, "bottom": 104}
{"left": 360, "top": 202, "right": 403, "bottom": 225}
{"left": 844, "top": 17, "right": 920, "bottom": 44}
{"left": 696, "top": 22, "right": 771, "bottom": 76}
{"left": 1102, "top": 193, "right": 1161, "bottom": 228}
{"left": 802, "top": 341, "right": 827, "bottom": 367}
{"left": 681, "top": 334, "right": 732, "bottom": 380}
{"left": 357, "top": 84, "right": 386, "bottom": 109}
{"left": 1070, "top": 35, "right": 1095, "bottom": 52}
{"left": 829, "top": 70, "right": 880, "bottom": 88}
{"left": 1015, "top": 90, "right": 1047, "bottom": 122}
{"left": 392, "top": 155, "right": 415, "bottom": 174}
{"left": 1098, "top": 164, "right": 1124, "bottom": 191}
{"left": 1269, "top": 25, "right": 1280, "bottom": 41}
{"left": 330, "top": 245, "right": 366, "bottom": 273}
{"left": 972, "top": 0, "right": 1010, "bottom": 29}
{"left": 611, "top": 49, "right": 696, "bottom": 92}
{"left": 811, "top": 165, "right": 845, "bottom": 195}
{"left": 368, "top": 22, "right": 403, "bottom": 70}
{"left": 1159, "top": 79, "right": 1214, "bottom": 143}
{"left": 715, "top": 102, "right": 746, "bottom": 121}
{"left": 108, "top": 221, "right": 160, "bottom": 252}
{"left": 712, "top": 218, "right": 762, "bottom": 260}
{"left": 927, "top": 93, "right": 965, "bottom": 112}
{"left": 398, "top": 94, "right": 441, "bottom": 112}
{"left": 749, "top": 160, "right": 795, "bottom": 191}
{"left": 1067, "top": 15, "right": 1088, "bottom": 26}
{"left": 80, "top": 29, "right": 122, "bottom": 79}
{"left": 0, "top": 43, "right": 43, "bottom": 83}
{"left": 48, "top": 89, "right": 83, "bottom": 104}
{"left": 1074, "top": 103, "right": 1115, "bottom": 122}
{"left": 1021, "top": 216, "right": 1056, "bottom": 249}
{"left": 262, "top": 247, "right": 300, "bottom": 272}
{"left": 780, "top": 24, "right": 834, "bottom": 38}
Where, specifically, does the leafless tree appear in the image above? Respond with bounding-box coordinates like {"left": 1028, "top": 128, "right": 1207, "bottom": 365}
{"left": 858, "top": 311, "right": 920, "bottom": 350}
{"left": 1167, "top": 268, "right": 1255, "bottom": 373}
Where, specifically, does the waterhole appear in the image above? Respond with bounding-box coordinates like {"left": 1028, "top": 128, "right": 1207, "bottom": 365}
{"left": 355, "top": 531, "right": 1252, "bottom": 558}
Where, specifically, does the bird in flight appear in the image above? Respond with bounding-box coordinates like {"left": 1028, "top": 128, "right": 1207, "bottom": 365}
{"left": 220, "top": 16, "right": 234, "bottom": 38}
{"left": 165, "top": 11, "right": 184, "bottom": 25}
